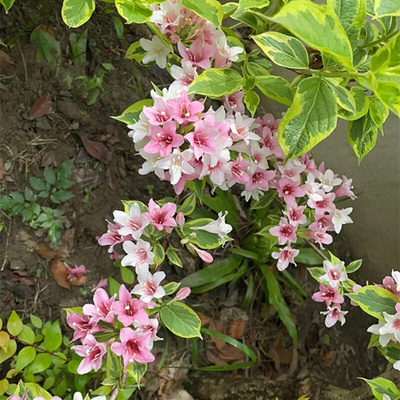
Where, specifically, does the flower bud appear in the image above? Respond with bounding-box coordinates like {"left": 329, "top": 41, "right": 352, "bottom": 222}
{"left": 176, "top": 212, "right": 185, "bottom": 227}
{"left": 175, "top": 287, "right": 191, "bottom": 301}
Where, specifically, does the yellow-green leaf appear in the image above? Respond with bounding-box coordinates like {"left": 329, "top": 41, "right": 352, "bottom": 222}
{"left": 244, "top": 90, "right": 260, "bottom": 117}
{"left": 255, "top": 75, "right": 293, "bottom": 106}
{"left": 253, "top": 31, "right": 309, "bottom": 69}
{"left": 374, "top": 0, "right": 400, "bottom": 17}
{"left": 374, "top": 79, "right": 400, "bottom": 118}
{"left": 188, "top": 68, "right": 243, "bottom": 97}
{"left": 166, "top": 247, "right": 183, "bottom": 268}
{"left": 153, "top": 243, "right": 165, "bottom": 267}
{"left": 369, "top": 97, "right": 389, "bottom": 127}
{"left": 348, "top": 113, "right": 378, "bottom": 163}
{"left": 0, "top": 332, "right": 10, "bottom": 352}
{"left": 115, "top": 0, "right": 152, "bottom": 24}
{"left": 7, "top": 311, "right": 23, "bottom": 336}
{"left": 112, "top": 99, "right": 153, "bottom": 125}
{"left": 347, "top": 285, "right": 398, "bottom": 321}
{"left": 371, "top": 32, "right": 400, "bottom": 75}
{"left": 18, "top": 325, "right": 35, "bottom": 345}
{"left": 182, "top": 0, "right": 224, "bottom": 28}
{"left": 270, "top": 0, "right": 354, "bottom": 70}
{"left": 338, "top": 86, "right": 369, "bottom": 120}
{"left": 16, "top": 347, "right": 36, "bottom": 370}
{"left": 323, "top": 78, "right": 356, "bottom": 114}
{"left": 278, "top": 76, "right": 337, "bottom": 160}
{"left": 24, "top": 383, "right": 52, "bottom": 400}
{"left": 0, "top": 339, "right": 16, "bottom": 363}
{"left": 0, "top": 378, "right": 8, "bottom": 396}
{"left": 0, "top": 0, "right": 15, "bottom": 13}
{"left": 160, "top": 302, "right": 201, "bottom": 338}
{"left": 177, "top": 193, "right": 196, "bottom": 216}
{"left": 61, "top": 0, "right": 95, "bottom": 28}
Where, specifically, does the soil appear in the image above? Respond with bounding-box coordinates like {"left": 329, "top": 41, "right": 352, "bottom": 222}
{"left": 0, "top": 2, "right": 390, "bottom": 399}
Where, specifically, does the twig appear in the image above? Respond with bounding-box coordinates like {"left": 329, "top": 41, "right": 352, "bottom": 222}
{"left": 306, "top": 239, "right": 329, "bottom": 261}
{"left": 110, "top": 370, "right": 128, "bottom": 400}
{"left": 1, "top": 218, "right": 11, "bottom": 271}
{"left": 16, "top": 40, "right": 28, "bottom": 83}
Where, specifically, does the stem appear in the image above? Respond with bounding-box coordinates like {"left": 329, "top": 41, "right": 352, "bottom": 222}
{"left": 305, "top": 240, "right": 329, "bottom": 261}
{"left": 361, "top": 30, "right": 398, "bottom": 49}
{"left": 110, "top": 370, "right": 128, "bottom": 400}
{"left": 10, "top": 335, "right": 67, "bottom": 361}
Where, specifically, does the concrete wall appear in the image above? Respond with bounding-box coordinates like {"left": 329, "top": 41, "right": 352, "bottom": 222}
{"left": 258, "top": 70, "right": 400, "bottom": 281}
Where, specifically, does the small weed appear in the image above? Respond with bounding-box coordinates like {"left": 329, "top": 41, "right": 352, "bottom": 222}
{"left": 0, "top": 159, "right": 75, "bottom": 247}
{"left": 145, "top": 184, "right": 154, "bottom": 196}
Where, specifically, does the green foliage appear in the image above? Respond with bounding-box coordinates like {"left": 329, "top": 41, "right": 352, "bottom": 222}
{"left": 62, "top": 0, "right": 95, "bottom": 28}
{"left": 0, "top": 0, "right": 15, "bottom": 13}
{"left": 362, "top": 377, "right": 400, "bottom": 400}
{"left": 182, "top": 0, "right": 224, "bottom": 28}
{"left": 112, "top": 99, "right": 153, "bottom": 124}
{"left": 30, "top": 29, "right": 61, "bottom": 70}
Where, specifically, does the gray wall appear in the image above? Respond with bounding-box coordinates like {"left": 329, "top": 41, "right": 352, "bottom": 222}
{"left": 258, "top": 70, "right": 400, "bottom": 281}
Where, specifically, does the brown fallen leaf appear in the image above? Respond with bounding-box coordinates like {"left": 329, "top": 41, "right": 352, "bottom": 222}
{"left": 29, "top": 92, "right": 51, "bottom": 120}
{"left": 11, "top": 271, "right": 36, "bottom": 286}
{"left": 35, "top": 23, "right": 56, "bottom": 37}
{"left": 76, "top": 132, "right": 112, "bottom": 165}
{"left": 35, "top": 242, "right": 58, "bottom": 259}
{"left": 218, "top": 344, "right": 245, "bottom": 362}
{"left": 57, "top": 228, "right": 75, "bottom": 258}
{"left": 208, "top": 319, "right": 225, "bottom": 351}
{"left": 196, "top": 311, "right": 211, "bottom": 327}
{"left": 227, "top": 318, "right": 246, "bottom": 340}
{"left": 0, "top": 50, "right": 12, "bottom": 71}
{"left": 106, "top": 164, "right": 117, "bottom": 190}
{"left": 0, "top": 158, "right": 6, "bottom": 180}
{"left": 41, "top": 150, "right": 56, "bottom": 167}
{"left": 51, "top": 257, "right": 71, "bottom": 290}
{"left": 206, "top": 348, "right": 228, "bottom": 366}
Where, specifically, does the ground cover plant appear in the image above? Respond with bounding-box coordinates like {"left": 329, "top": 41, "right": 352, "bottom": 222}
{"left": 0, "top": 0, "right": 399, "bottom": 399}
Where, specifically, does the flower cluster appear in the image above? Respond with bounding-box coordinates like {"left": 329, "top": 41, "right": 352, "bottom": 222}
{"left": 67, "top": 284, "right": 163, "bottom": 374}
{"left": 8, "top": 393, "right": 105, "bottom": 400}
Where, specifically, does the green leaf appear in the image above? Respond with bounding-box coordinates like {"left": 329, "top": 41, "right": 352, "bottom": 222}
{"left": 44, "top": 167, "right": 56, "bottom": 185}
{"left": 374, "top": 0, "right": 400, "bottom": 17}
{"left": 44, "top": 321, "right": 62, "bottom": 352}
{"left": 160, "top": 302, "right": 201, "bottom": 338}
{"left": 239, "top": 0, "right": 269, "bottom": 9}
{"left": 121, "top": 266, "right": 135, "bottom": 285}
{"left": 166, "top": 246, "right": 183, "bottom": 268}
{"left": 259, "top": 265, "right": 297, "bottom": 345}
{"left": 323, "top": 79, "right": 356, "bottom": 115}
{"left": 183, "top": 218, "right": 223, "bottom": 249}
{"left": 63, "top": 307, "right": 83, "bottom": 315}
{"left": 307, "top": 267, "right": 325, "bottom": 281}
{"left": 278, "top": 76, "right": 337, "bottom": 160}
{"left": 7, "top": 311, "right": 23, "bottom": 336}
{"left": 253, "top": 32, "right": 309, "bottom": 69}
{"left": 106, "top": 348, "right": 121, "bottom": 381}
{"left": 153, "top": 243, "right": 165, "bottom": 267}
{"left": 30, "top": 30, "right": 61, "bottom": 70}
{"left": 348, "top": 113, "right": 378, "bottom": 163}
{"left": 115, "top": 0, "right": 152, "bottom": 24}
{"left": 369, "top": 97, "right": 389, "bottom": 128}
{"left": 347, "top": 285, "right": 398, "bottom": 321}
{"left": 24, "top": 353, "right": 52, "bottom": 374}
{"left": 69, "top": 30, "right": 88, "bottom": 66}
{"left": 177, "top": 193, "right": 196, "bottom": 216}
{"left": 338, "top": 86, "right": 369, "bottom": 120}
{"left": 0, "top": 378, "right": 9, "bottom": 396}
{"left": 17, "top": 325, "right": 35, "bottom": 345}
{"left": 362, "top": 377, "right": 400, "bottom": 400}
{"left": 346, "top": 259, "right": 362, "bottom": 274}
{"left": 126, "top": 361, "right": 147, "bottom": 388}
{"left": 188, "top": 68, "right": 243, "bottom": 98}
{"left": 163, "top": 281, "right": 181, "bottom": 296}
{"left": 16, "top": 347, "right": 36, "bottom": 370}
{"left": 24, "top": 383, "right": 52, "bottom": 400}
{"left": 329, "top": 0, "right": 366, "bottom": 49}
{"left": 270, "top": 1, "right": 354, "bottom": 70}
{"left": 112, "top": 99, "right": 153, "bottom": 125}
{"left": 181, "top": 256, "right": 242, "bottom": 288}
{"left": 296, "top": 248, "right": 325, "bottom": 266}
{"left": 372, "top": 75, "right": 400, "bottom": 118}
{"left": 62, "top": 0, "right": 95, "bottom": 28}
{"left": 108, "top": 276, "right": 120, "bottom": 298}
{"left": 125, "top": 41, "right": 146, "bottom": 63}
{"left": 51, "top": 190, "right": 73, "bottom": 204}
{"left": 181, "top": 0, "right": 224, "bottom": 28}
{"left": 24, "top": 187, "right": 35, "bottom": 202}
{"left": 0, "top": 339, "right": 16, "bottom": 364}
{"left": 255, "top": 75, "right": 293, "bottom": 106}
{"left": 114, "top": 17, "right": 124, "bottom": 38}
{"left": 244, "top": 90, "right": 260, "bottom": 117}
{"left": 0, "top": 0, "right": 15, "bottom": 13}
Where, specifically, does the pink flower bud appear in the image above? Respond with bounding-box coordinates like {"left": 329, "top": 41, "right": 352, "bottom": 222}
{"left": 176, "top": 212, "right": 185, "bottom": 227}
{"left": 396, "top": 303, "right": 400, "bottom": 313}
{"left": 194, "top": 247, "right": 213, "bottom": 263}
{"left": 175, "top": 287, "right": 191, "bottom": 301}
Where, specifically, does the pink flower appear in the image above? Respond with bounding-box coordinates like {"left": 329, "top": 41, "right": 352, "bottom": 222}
{"left": 269, "top": 217, "right": 297, "bottom": 245}
{"left": 176, "top": 211, "right": 185, "bottom": 227}
{"left": 312, "top": 283, "right": 344, "bottom": 306}
{"left": 222, "top": 91, "right": 245, "bottom": 114}
{"left": 178, "top": 38, "right": 215, "bottom": 69}
{"left": 72, "top": 334, "right": 107, "bottom": 374}
{"left": 67, "top": 313, "right": 101, "bottom": 342}
{"left": 276, "top": 159, "right": 306, "bottom": 182}
{"left": 168, "top": 91, "right": 204, "bottom": 124}
{"left": 113, "top": 203, "right": 149, "bottom": 240}
{"left": 319, "top": 260, "right": 348, "bottom": 288}
{"left": 143, "top": 198, "right": 177, "bottom": 231}
{"left": 283, "top": 205, "right": 307, "bottom": 227}
{"left": 112, "top": 285, "right": 149, "bottom": 327}
{"left": 321, "top": 304, "right": 348, "bottom": 328}
{"left": 111, "top": 328, "right": 155, "bottom": 367}
{"left": 134, "top": 318, "right": 162, "bottom": 348}
{"left": 122, "top": 239, "right": 155, "bottom": 269}
{"left": 144, "top": 122, "right": 184, "bottom": 157}
{"left": 92, "top": 278, "right": 108, "bottom": 291}
{"left": 276, "top": 177, "right": 305, "bottom": 207}
{"left": 271, "top": 244, "right": 299, "bottom": 271}
{"left": 98, "top": 221, "right": 131, "bottom": 253}
{"left": 143, "top": 98, "right": 173, "bottom": 126}
{"left": 170, "top": 60, "right": 198, "bottom": 89}
{"left": 228, "top": 154, "right": 250, "bottom": 185}
{"left": 132, "top": 266, "right": 166, "bottom": 303}
{"left": 192, "top": 246, "right": 213, "bottom": 263}
{"left": 307, "top": 224, "right": 333, "bottom": 248}
{"left": 66, "top": 264, "right": 87, "bottom": 283}
{"left": 246, "top": 168, "right": 275, "bottom": 191}
{"left": 83, "top": 288, "right": 115, "bottom": 324}
{"left": 186, "top": 121, "right": 219, "bottom": 159}
{"left": 307, "top": 192, "right": 336, "bottom": 214}
{"left": 334, "top": 175, "right": 356, "bottom": 200}
{"left": 156, "top": 149, "right": 195, "bottom": 185}
{"left": 230, "top": 113, "right": 259, "bottom": 143}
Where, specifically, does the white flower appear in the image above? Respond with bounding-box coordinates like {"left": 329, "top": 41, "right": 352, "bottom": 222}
{"left": 304, "top": 174, "right": 323, "bottom": 201}
{"left": 196, "top": 211, "right": 233, "bottom": 245}
{"left": 128, "top": 112, "right": 150, "bottom": 143}
{"left": 73, "top": 394, "right": 106, "bottom": 400}
{"left": 131, "top": 266, "right": 166, "bottom": 303}
{"left": 379, "top": 311, "right": 400, "bottom": 342}
{"left": 140, "top": 36, "right": 170, "bottom": 69}
{"left": 320, "top": 169, "right": 342, "bottom": 192}
{"left": 156, "top": 149, "right": 194, "bottom": 185}
{"left": 121, "top": 239, "right": 154, "bottom": 269}
{"left": 113, "top": 203, "right": 149, "bottom": 240}
{"left": 392, "top": 270, "right": 400, "bottom": 291}
{"left": 332, "top": 207, "right": 353, "bottom": 233}
{"left": 367, "top": 320, "right": 395, "bottom": 347}
{"left": 319, "top": 260, "right": 348, "bottom": 288}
